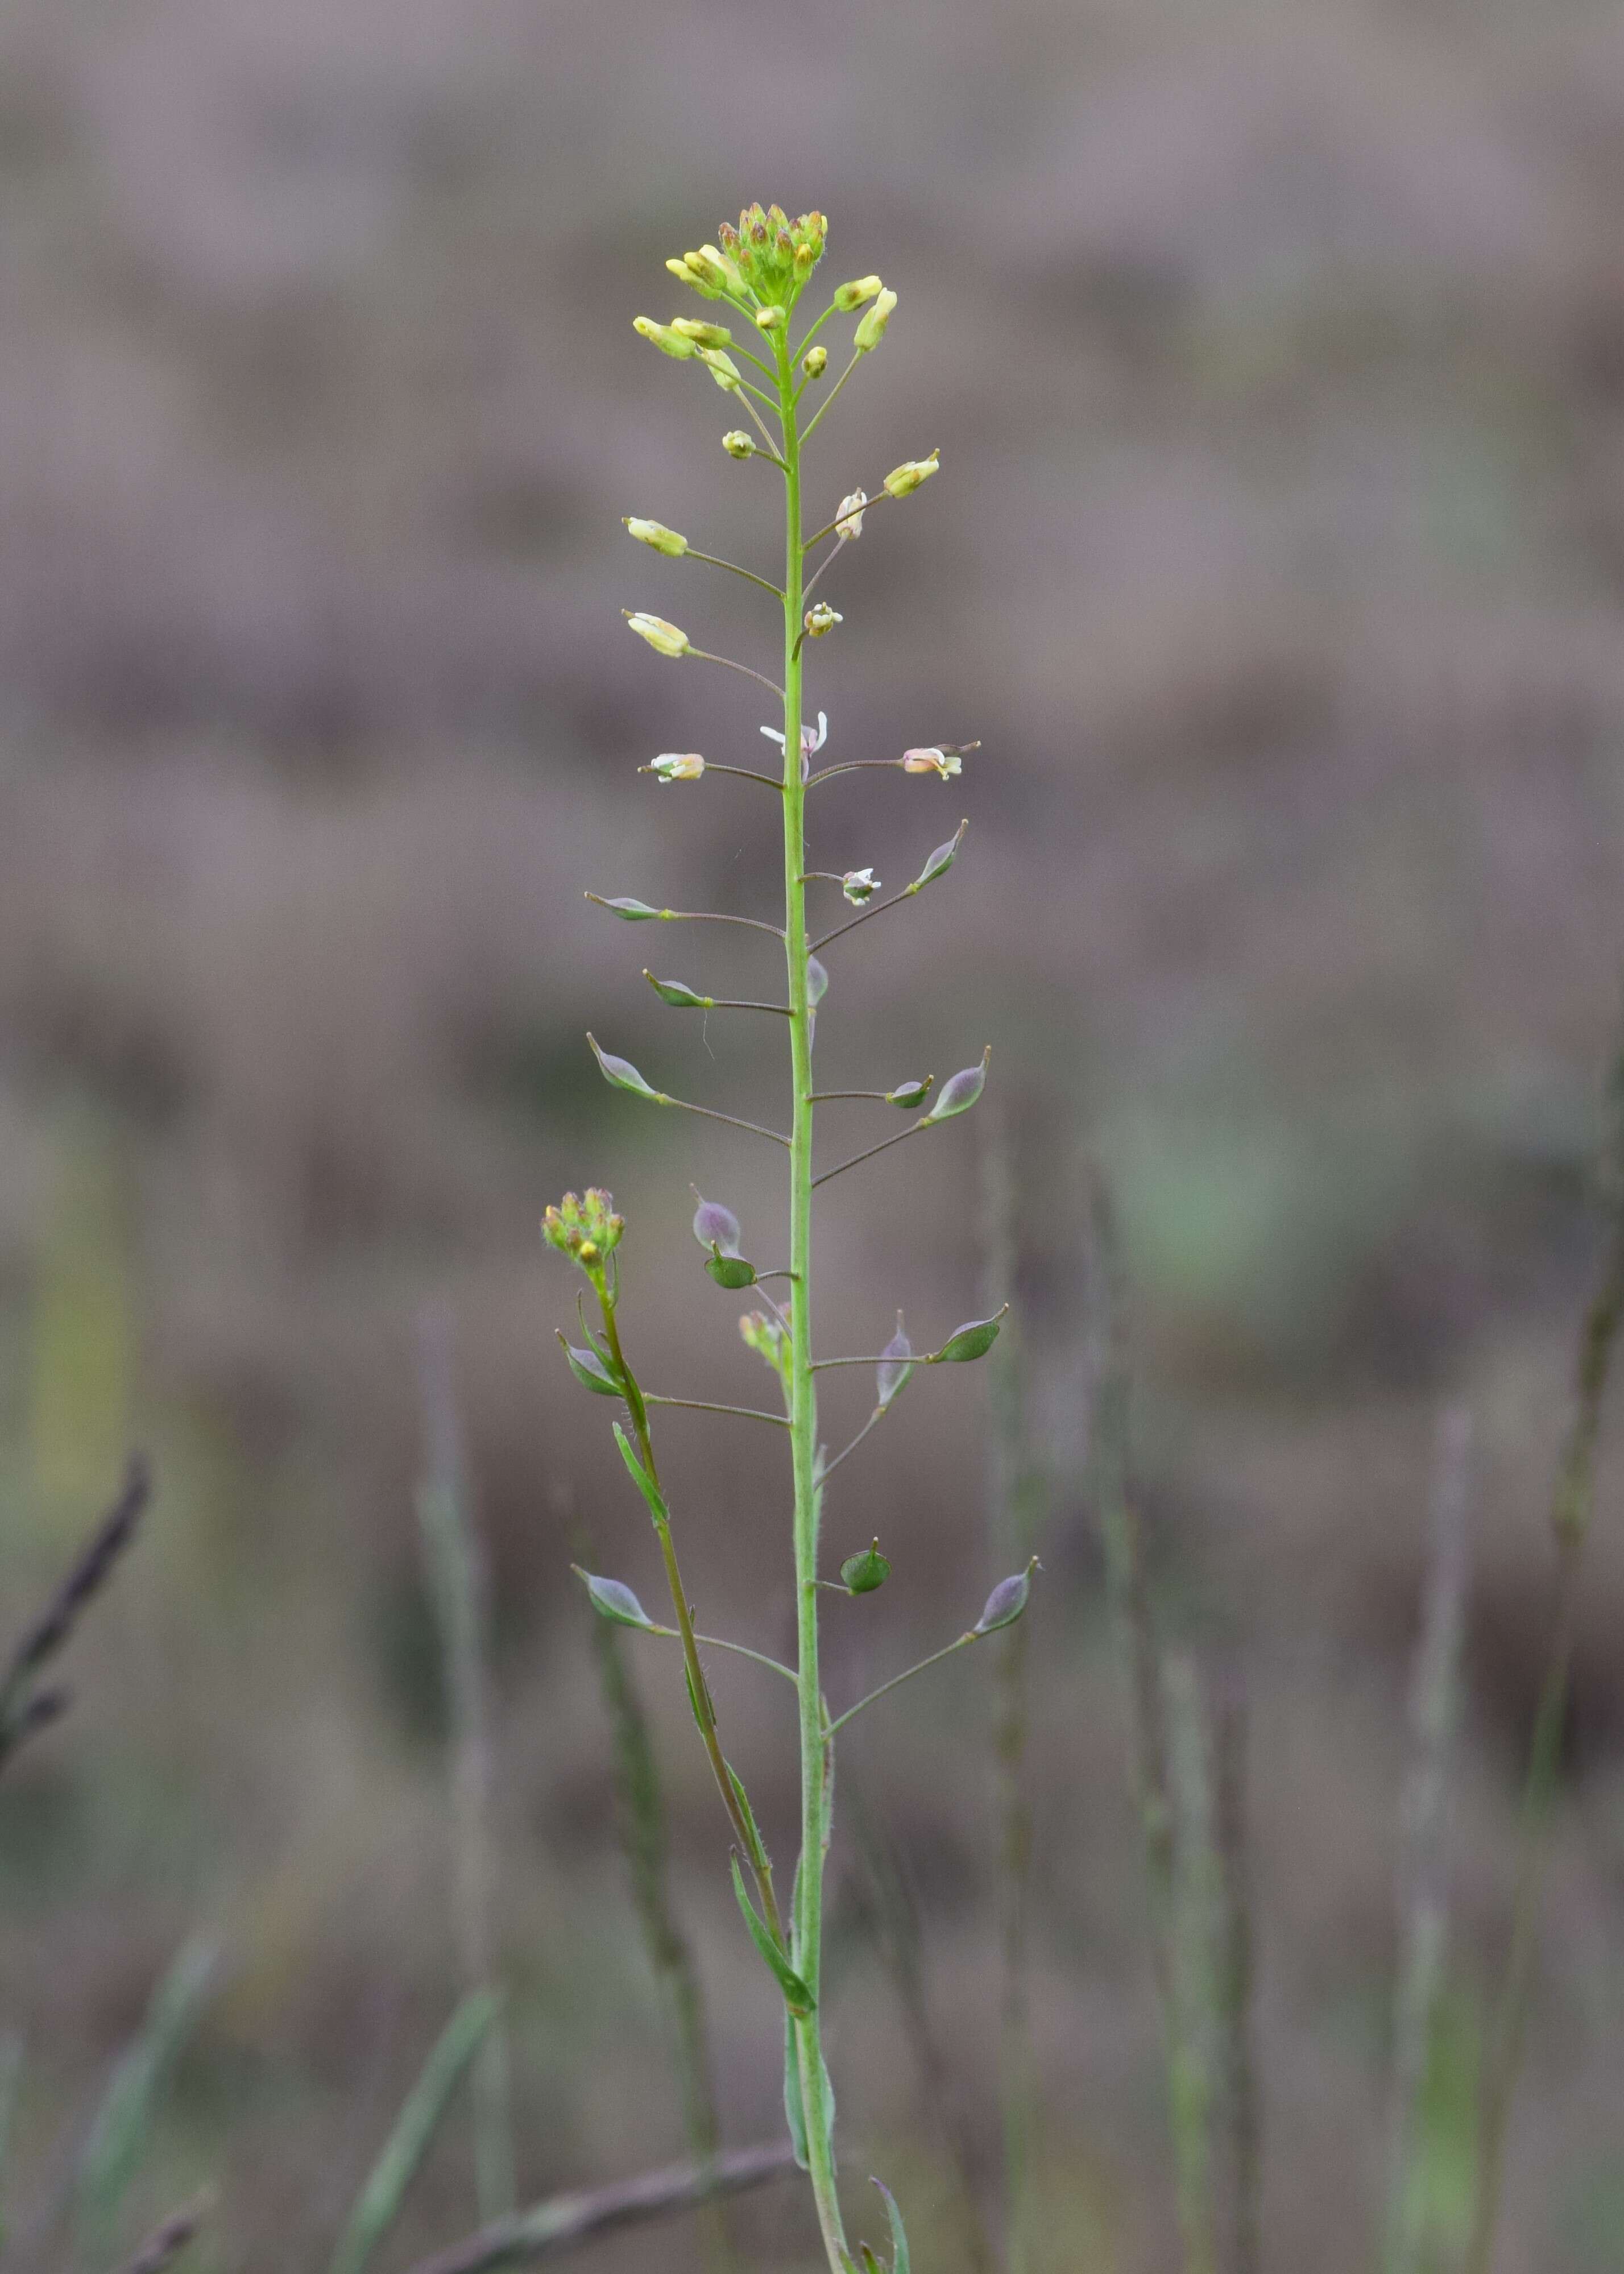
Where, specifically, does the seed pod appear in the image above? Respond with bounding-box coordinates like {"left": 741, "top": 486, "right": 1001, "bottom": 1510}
{"left": 572, "top": 1566, "right": 660, "bottom": 1631}
{"left": 588, "top": 893, "right": 664, "bottom": 920}
{"left": 876, "top": 1315, "right": 914, "bottom": 1410}
{"left": 705, "top": 1249, "right": 757, "bottom": 1289}
{"left": 623, "top": 517, "right": 687, "bottom": 556}
{"left": 644, "top": 970, "right": 710, "bottom": 1008}
{"left": 587, "top": 1034, "right": 660, "bottom": 1100}
{"left": 840, "top": 1540, "right": 892, "bottom": 1594}
{"left": 806, "top": 956, "right": 829, "bottom": 1007}
{"left": 973, "top": 1558, "right": 1041, "bottom": 1634}
{"left": 885, "top": 1078, "right": 933, "bottom": 1110}
{"left": 624, "top": 612, "right": 690, "bottom": 658}
{"left": 557, "top": 1334, "right": 622, "bottom": 1397}
{"left": 929, "top": 1307, "right": 1008, "bottom": 1365}
{"left": 907, "top": 819, "right": 967, "bottom": 894}
{"left": 692, "top": 1195, "right": 743, "bottom": 1255}
{"left": 919, "top": 1046, "right": 988, "bottom": 1124}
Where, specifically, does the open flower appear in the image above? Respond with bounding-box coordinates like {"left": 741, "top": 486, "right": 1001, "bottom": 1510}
{"left": 648, "top": 753, "right": 705, "bottom": 785}
{"left": 842, "top": 868, "right": 880, "bottom": 904}
{"left": 835, "top": 490, "right": 868, "bottom": 539}
{"left": 803, "top": 603, "right": 842, "bottom": 639}
{"left": 761, "top": 711, "right": 827, "bottom": 758}
{"left": 625, "top": 612, "right": 690, "bottom": 657}
{"left": 902, "top": 745, "right": 962, "bottom": 778}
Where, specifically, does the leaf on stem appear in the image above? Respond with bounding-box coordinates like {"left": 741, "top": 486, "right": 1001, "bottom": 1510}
{"left": 571, "top": 1566, "right": 658, "bottom": 1631}
{"left": 730, "top": 1855, "right": 815, "bottom": 2016}
{"left": 613, "top": 1422, "right": 668, "bottom": 1526}
{"left": 871, "top": 2178, "right": 912, "bottom": 2274}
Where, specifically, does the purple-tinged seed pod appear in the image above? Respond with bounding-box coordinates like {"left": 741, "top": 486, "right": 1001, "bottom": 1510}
{"left": 571, "top": 1565, "right": 658, "bottom": 1631}
{"left": 876, "top": 1314, "right": 914, "bottom": 1410}
{"left": 920, "top": 1045, "right": 988, "bottom": 1125}
{"left": 692, "top": 1194, "right": 743, "bottom": 1255}
{"left": 974, "top": 1558, "right": 1040, "bottom": 1634}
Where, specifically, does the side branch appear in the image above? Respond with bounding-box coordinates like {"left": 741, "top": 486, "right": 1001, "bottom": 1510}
{"left": 812, "top": 1120, "right": 929, "bottom": 1189}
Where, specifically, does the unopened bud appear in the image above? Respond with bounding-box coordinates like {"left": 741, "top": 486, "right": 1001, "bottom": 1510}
{"left": 624, "top": 517, "right": 687, "bottom": 557}
{"left": 835, "top": 490, "right": 868, "bottom": 539}
{"left": 834, "top": 275, "right": 883, "bottom": 312}
{"left": 672, "top": 317, "right": 732, "bottom": 350}
{"left": 722, "top": 430, "right": 756, "bottom": 459}
{"left": 698, "top": 347, "right": 742, "bottom": 392}
{"left": 542, "top": 1186, "right": 627, "bottom": 1264}
{"left": 883, "top": 449, "right": 939, "bottom": 498}
{"left": 647, "top": 752, "right": 705, "bottom": 784}
{"left": 801, "top": 344, "right": 828, "bottom": 379}
{"left": 685, "top": 244, "right": 745, "bottom": 296}
{"left": 842, "top": 867, "right": 880, "bottom": 904}
{"left": 624, "top": 612, "right": 690, "bottom": 658}
{"left": 852, "top": 286, "right": 897, "bottom": 351}
{"left": 633, "top": 316, "right": 697, "bottom": 359}
{"left": 755, "top": 304, "right": 786, "bottom": 333}
{"left": 803, "top": 603, "right": 842, "bottom": 639}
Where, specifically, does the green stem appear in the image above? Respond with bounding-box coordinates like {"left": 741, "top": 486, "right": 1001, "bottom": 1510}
{"left": 776, "top": 329, "right": 851, "bottom": 2274}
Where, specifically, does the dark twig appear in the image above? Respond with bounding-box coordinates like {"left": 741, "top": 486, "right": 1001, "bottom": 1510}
{"left": 399, "top": 2143, "right": 797, "bottom": 2274}
{"left": 0, "top": 1457, "right": 150, "bottom": 1772}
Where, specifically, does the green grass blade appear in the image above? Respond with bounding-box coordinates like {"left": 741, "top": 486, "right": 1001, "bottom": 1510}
{"left": 0, "top": 2028, "right": 24, "bottom": 2251}
{"left": 329, "top": 1990, "right": 500, "bottom": 2274}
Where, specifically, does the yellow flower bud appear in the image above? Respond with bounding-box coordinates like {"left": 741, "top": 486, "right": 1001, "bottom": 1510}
{"left": 624, "top": 612, "right": 690, "bottom": 658}
{"left": 722, "top": 430, "right": 756, "bottom": 459}
{"left": 853, "top": 287, "right": 897, "bottom": 353}
{"left": 802, "top": 344, "right": 828, "bottom": 379}
{"left": 883, "top": 449, "right": 939, "bottom": 499}
{"left": 672, "top": 317, "right": 732, "bottom": 350}
{"left": 623, "top": 517, "right": 688, "bottom": 557}
{"left": 834, "top": 275, "right": 883, "bottom": 312}
{"left": 633, "top": 316, "right": 696, "bottom": 359}
{"left": 698, "top": 348, "right": 742, "bottom": 392}
{"left": 686, "top": 243, "right": 746, "bottom": 297}
{"left": 755, "top": 304, "right": 786, "bottom": 333}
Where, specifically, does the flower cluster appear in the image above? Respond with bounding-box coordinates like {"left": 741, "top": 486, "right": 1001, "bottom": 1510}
{"left": 716, "top": 204, "right": 827, "bottom": 307}
{"left": 541, "top": 1188, "right": 625, "bottom": 1271}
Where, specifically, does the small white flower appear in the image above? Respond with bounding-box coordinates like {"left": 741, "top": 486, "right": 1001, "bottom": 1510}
{"left": 760, "top": 711, "right": 828, "bottom": 757}
{"left": 842, "top": 868, "right": 880, "bottom": 904}
{"left": 648, "top": 753, "right": 705, "bottom": 784}
{"left": 836, "top": 489, "right": 868, "bottom": 540}
{"left": 902, "top": 746, "right": 962, "bottom": 779}
{"left": 803, "top": 603, "right": 842, "bottom": 639}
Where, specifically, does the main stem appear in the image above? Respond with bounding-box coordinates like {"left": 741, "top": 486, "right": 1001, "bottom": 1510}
{"left": 777, "top": 334, "right": 850, "bottom": 2274}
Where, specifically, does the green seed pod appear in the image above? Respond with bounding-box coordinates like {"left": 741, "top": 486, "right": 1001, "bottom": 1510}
{"left": 801, "top": 343, "right": 828, "bottom": 379}
{"left": 557, "top": 1333, "right": 622, "bottom": 1397}
{"left": 885, "top": 1078, "right": 933, "bottom": 1110}
{"left": 692, "top": 1195, "right": 743, "bottom": 1255}
{"left": 929, "top": 1306, "right": 1008, "bottom": 1365}
{"left": 853, "top": 286, "right": 897, "bottom": 351}
{"left": 705, "top": 1249, "right": 757, "bottom": 1289}
{"left": 722, "top": 430, "right": 756, "bottom": 459}
{"left": 840, "top": 1539, "right": 891, "bottom": 1594}
{"left": 919, "top": 1046, "right": 988, "bottom": 1124}
{"left": 571, "top": 1565, "right": 659, "bottom": 1631}
{"left": 876, "top": 1314, "right": 914, "bottom": 1410}
{"left": 587, "top": 1033, "right": 660, "bottom": 1100}
{"left": 644, "top": 970, "right": 711, "bottom": 1008}
{"left": 973, "top": 1557, "right": 1041, "bottom": 1634}
{"left": 883, "top": 448, "right": 939, "bottom": 498}
{"left": 587, "top": 893, "right": 664, "bottom": 921}
{"left": 623, "top": 517, "right": 688, "bottom": 556}
{"left": 907, "top": 819, "right": 968, "bottom": 894}
{"left": 834, "top": 274, "right": 883, "bottom": 312}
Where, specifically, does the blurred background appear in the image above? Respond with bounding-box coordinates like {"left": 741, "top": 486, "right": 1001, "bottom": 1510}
{"left": 2, "top": 0, "right": 1623, "bottom": 2268}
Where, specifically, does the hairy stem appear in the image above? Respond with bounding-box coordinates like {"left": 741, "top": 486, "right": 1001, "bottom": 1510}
{"left": 777, "top": 328, "right": 851, "bottom": 2274}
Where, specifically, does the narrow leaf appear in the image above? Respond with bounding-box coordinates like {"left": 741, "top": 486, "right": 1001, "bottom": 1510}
{"left": 783, "top": 2015, "right": 810, "bottom": 2170}
{"left": 730, "top": 1856, "right": 815, "bottom": 2016}
{"left": 587, "top": 1033, "right": 661, "bottom": 1101}
{"left": 726, "top": 1759, "right": 769, "bottom": 1872}
{"left": 873, "top": 2178, "right": 912, "bottom": 2274}
{"left": 74, "top": 1937, "right": 219, "bottom": 2257}
{"left": 328, "top": 1990, "right": 498, "bottom": 2274}
{"left": 557, "top": 1335, "right": 623, "bottom": 1398}
{"left": 571, "top": 1565, "right": 658, "bottom": 1631}
{"left": 929, "top": 1306, "right": 1008, "bottom": 1365}
{"left": 613, "top": 1422, "right": 668, "bottom": 1526}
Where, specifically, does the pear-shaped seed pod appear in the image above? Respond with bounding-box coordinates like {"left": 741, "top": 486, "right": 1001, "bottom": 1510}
{"left": 973, "top": 1558, "right": 1041, "bottom": 1634}
{"left": 572, "top": 1566, "right": 659, "bottom": 1631}
{"left": 920, "top": 1047, "right": 988, "bottom": 1125}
